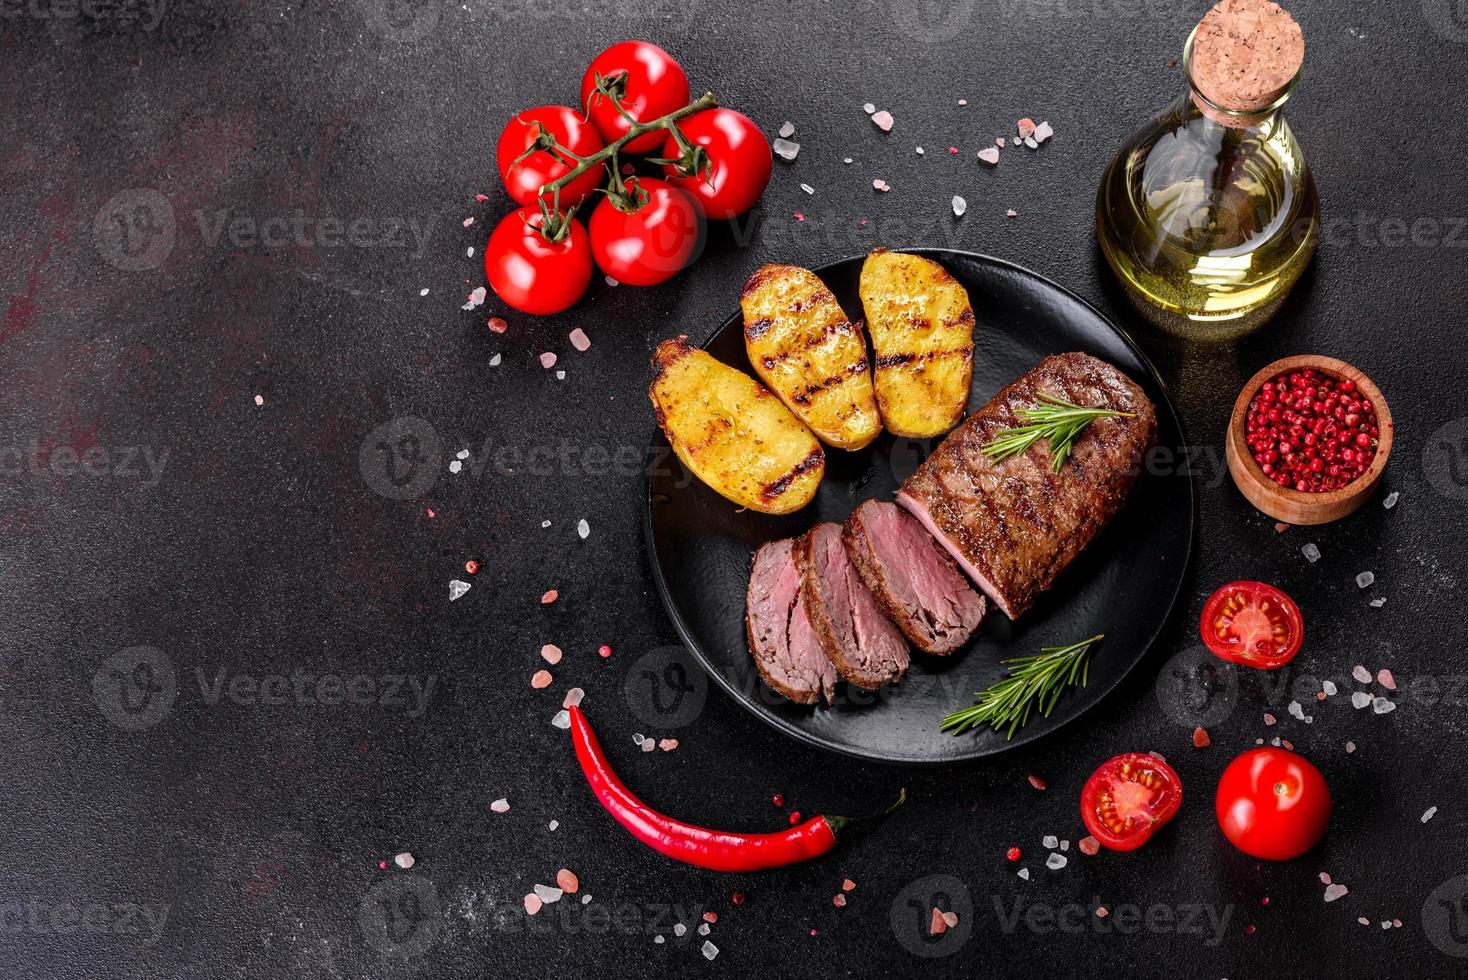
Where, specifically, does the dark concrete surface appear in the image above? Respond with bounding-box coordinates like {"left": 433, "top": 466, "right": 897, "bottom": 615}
{"left": 2, "top": 0, "right": 1467, "bottom": 976}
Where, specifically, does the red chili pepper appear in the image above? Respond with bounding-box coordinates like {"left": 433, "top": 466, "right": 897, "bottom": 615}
{"left": 568, "top": 705, "right": 904, "bottom": 872}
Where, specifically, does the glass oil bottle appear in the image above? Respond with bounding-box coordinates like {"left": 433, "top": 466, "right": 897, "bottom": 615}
{"left": 1097, "top": 1, "right": 1318, "bottom": 340}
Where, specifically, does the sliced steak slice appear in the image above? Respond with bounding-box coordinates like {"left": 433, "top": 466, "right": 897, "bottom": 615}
{"left": 745, "top": 539, "right": 837, "bottom": 705}
{"left": 897, "top": 352, "right": 1157, "bottom": 620}
{"left": 843, "top": 499, "right": 986, "bottom": 655}
{"left": 795, "top": 522, "right": 910, "bottom": 689}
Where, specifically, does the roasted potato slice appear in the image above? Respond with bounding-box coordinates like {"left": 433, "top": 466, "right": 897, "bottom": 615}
{"left": 649, "top": 337, "right": 824, "bottom": 515}
{"left": 740, "top": 264, "right": 882, "bottom": 450}
{"left": 858, "top": 249, "right": 975, "bottom": 438}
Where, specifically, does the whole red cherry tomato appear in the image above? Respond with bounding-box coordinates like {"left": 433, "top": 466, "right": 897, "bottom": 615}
{"left": 484, "top": 208, "right": 592, "bottom": 315}
{"left": 496, "top": 105, "right": 606, "bottom": 209}
{"left": 1080, "top": 752, "right": 1183, "bottom": 852}
{"left": 661, "top": 108, "right": 772, "bottom": 219}
{"left": 1200, "top": 580, "right": 1303, "bottom": 669}
{"left": 588, "top": 177, "right": 704, "bottom": 287}
{"left": 581, "top": 41, "right": 690, "bottom": 153}
{"left": 1215, "top": 748, "right": 1330, "bottom": 860}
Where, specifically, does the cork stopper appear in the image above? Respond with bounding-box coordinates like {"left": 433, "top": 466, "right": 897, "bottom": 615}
{"left": 1189, "top": 0, "right": 1304, "bottom": 123}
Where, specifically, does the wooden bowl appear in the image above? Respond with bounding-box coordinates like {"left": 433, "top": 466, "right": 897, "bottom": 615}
{"left": 1225, "top": 355, "right": 1393, "bottom": 525}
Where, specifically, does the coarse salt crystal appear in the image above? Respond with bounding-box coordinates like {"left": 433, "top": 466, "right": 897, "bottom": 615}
{"left": 642, "top": 740, "right": 655, "bottom": 752}
{"left": 466, "top": 246, "right": 474, "bottom": 257}
{"left": 658, "top": 738, "right": 679, "bottom": 751}
{"left": 419, "top": 288, "right": 429, "bottom": 297}
{"left": 843, "top": 157, "right": 853, "bottom": 164}
{"left": 632, "top": 733, "right": 645, "bottom": 745}
{"left": 957, "top": 98, "right": 967, "bottom": 106}
{"left": 1079, "top": 836, "right": 1100, "bottom": 856}
{"left": 448, "top": 460, "right": 462, "bottom": 474}
{"left": 1006, "top": 209, "right": 1018, "bottom": 217}
{"left": 531, "top": 670, "right": 553, "bottom": 689}
{"left": 539, "top": 352, "right": 557, "bottom": 370}
{"left": 1356, "top": 571, "right": 1375, "bottom": 589}
{"left": 541, "top": 589, "right": 558, "bottom": 604}
{"left": 1383, "top": 491, "right": 1399, "bottom": 509}
{"left": 541, "top": 644, "right": 562, "bottom": 665}
{"left": 862, "top": 102, "right": 876, "bottom": 114}
{"left": 464, "top": 215, "right": 476, "bottom": 227}
{"left": 534, "top": 884, "right": 563, "bottom": 904}
{"left": 1034, "top": 121, "right": 1054, "bottom": 143}
{"left": 1372, "top": 697, "right": 1395, "bottom": 714}
{"left": 915, "top": 146, "right": 924, "bottom": 155}
{"left": 1346, "top": 741, "right": 1356, "bottom": 753}
{"left": 551, "top": 710, "right": 570, "bottom": 729}
{"left": 556, "top": 869, "right": 579, "bottom": 892}
{"left": 1017, "top": 118, "right": 1036, "bottom": 138}
{"left": 1288, "top": 700, "right": 1305, "bottom": 720}
{"left": 1369, "top": 597, "right": 1386, "bottom": 608}
{"left": 253, "top": 394, "right": 264, "bottom": 406}
{"left": 1060, "top": 840, "right": 1069, "bottom": 851}
{"left": 833, "top": 894, "right": 846, "bottom": 907}
{"left": 524, "top": 893, "right": 542, "bottom": 915}
{"left": 1352, "top": 665, "right": 1372, "bottom": 683}
{"left": 1422, "top": 806, "right": 1438, "bottom": 823}
{"left": 1351, "top": 692, "right": 1371, "bottom": 709}
{"left": 1264, "top": 712, "right": 1276, "bottom": 726}
{"left": 569, "top": 327, "right": 591, "bottom": 351}
{"left": 842, "top": 879, "right": 856, "bottom": 891}
{"left": 605, "top": 275, "right": 618, "bottom": 286}
{"left": 942, "top": 911, "right": 958, "bottom": 928}
{"left": 800, "top": 183, "right": 815, "bottom": 195}
{"left": 977, "top": 147, "right": 1000, "bottom": 165}
{"left": 548, "top": 820, "right": 558, "bottom": 831}
{"left": 562, "top": 688, "right": 584, "bottom": 708}
{"left": 871, "top": 110, "right": 894, "bottom": 131}
{"left": 996, "top": 137, "right": 1005, "bottom": 146}
{"left": 772, "top": 138, "right": 800, "bottom": 161}
{"left": 1017, "top": 867, "right": 1030, "bottom": 880}
{"left": 1024, "top": 136, "right": 1038, "bottom": 149}
{"left": 698, "top": 922, "right": 711, "bottom": 935}
{"left": 952, "top": 196, "right": 967, "bottom": 217}
{"left": 653, "top": 935, "right": 664, "bottom": 944}
{"left": 489, "top": 353, "right": 502, "bottom": 367}
{"left": 1302, "top": 543, "right": 1321, "bottom": 562}
{"left": 674, "top": 923, "right": 686, "bottom": 937}
{"left": 1377, "top": 669, "right": 1396, "bottom": 690}
{"left": 1319, "top": 872, "right": 1331, "bottom": 884}
{"left": 778, "top": 121, "right": 795, "bottom": 138}
{"left": 394, "top": 852, "right": 415, "bottom": 869}
{"left": 929, "top": 908, "right": 946, "bottom": 934}
{"left": 1323, "top": 680, "right": 1338, "bottom": 696}
{"left": 449, "top": 580, "right": 470, "bottom": 601}
{"left": 490, "top": 798, "right": 510, "bottom": 813}
{"left": 1042, "top": 835, "right": 1058, "bottom": 849}
{"left": 1046, "top": 853, "right": 1067, "bottom": 870}
{"left": 462, "top": 286, "right": 487, "bottom": 310}
{"left": 1096, "top": 906, "right": 1109, "bottom": 918}
{"left": 577, "top": 519, "right": 590, "bottom": 539}
{"left": 1324, "top": 883, "right": 1349, "bottom": 902}
{"left": 873, "top": 179, "right": 891, "bottom": 192}
{"left": 701, "top": 940, "right": 719, "bottom": 961}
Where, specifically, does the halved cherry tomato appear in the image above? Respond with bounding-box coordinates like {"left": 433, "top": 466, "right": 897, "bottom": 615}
{"left": 580, "top": 41, "right": 690, "bottom": 153}
{"left": 1200, "top": 581, "right": 1303, "bottom": 669}
{"left": 1215, "top": 748, "right": 1330, "bottom": 860}
{"left": 660, "top": 108, "right": 772, "bottom": 220}
{"left": 1080, "top": 752, "right": 1183, "bottom": 852}
{"left": 588, "top": 177, "right": 703, "bottom": 287}
{"left": 496, "top": 105, "right": 605, "bottom": 209}
{"left": 484, "top": 208, "right": 592, "bottom": 316}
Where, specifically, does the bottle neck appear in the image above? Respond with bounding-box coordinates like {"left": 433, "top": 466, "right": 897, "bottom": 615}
{"left": 1183, "top": 25, "right": 1298, "bottom": 131}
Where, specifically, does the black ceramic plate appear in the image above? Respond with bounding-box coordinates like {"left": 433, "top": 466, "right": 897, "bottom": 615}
{"left": 645, "top": 249, "right": 1195, "bottom": 765}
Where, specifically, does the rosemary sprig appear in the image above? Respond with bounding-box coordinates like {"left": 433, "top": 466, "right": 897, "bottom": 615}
{"left": 940, "top": 635, "right": 1104, "bottom": 739}
{"left": 982, "top": 395, "right": 1133, "bottom": 473}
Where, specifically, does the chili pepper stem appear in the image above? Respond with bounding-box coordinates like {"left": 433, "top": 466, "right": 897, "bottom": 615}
{"left": 823, "top": 787, "right": 908, "bottom": 836}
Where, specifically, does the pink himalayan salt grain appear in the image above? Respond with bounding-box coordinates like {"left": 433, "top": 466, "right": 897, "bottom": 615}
{"left": 833, "top": 894, "right": 847, "bottom": 907}
{"left": 658, "top": 738, "right": 679, "bottom": 751}
{"left": 1193, "top": 727, "right": 1211, "bottom": 747}
{"left": 562, "top": 688, "right": 585, "bottom": 709}
{"left": 1378, "top": 669, "right": 1396, "bottom": 690}
{"left": 541, "top": 589, "right": 558, "bottom": 604}
{"left": 929, "top": 908, "right": 946, "bottom": 935}
{"left": 540, "top": 644, "right": 563, "bottom": 665}
{"left": 1006, "top": 209, "right": 1018, "bottom": 217}
{"left": 1028, "top": 775, "right": 1047, "bottom": 791}
{"left": 490, "top": 798, "right": 510, "bottom": 813}
{"left": 870, "top": 110, "right": 894, "bottom": 131}
{"left": 842, "top": 879, "right": 856, "bottom": 891}
{"left": 1264, "top": 713, "right": 1277, "bottom": 726}
{"left": 524, "top": 893, "right": 543, "bottom": 915}
{"left": 703, "top": 912, "right": 718, "bottom": 923}
{"left": 488, "top": 317, "right": 508, "bottom": 333}
{"left": 531, "top": 670, "right": 553, "bottom": 689}
{"left": 977, "top": 147, "right": 1000, "bottom": 165}
{"left": 1275, "top": 522, "right": 1290, "bottom": 533}
{"left": 569, "top": 328, "right": 591, "bottom": 352}
{"left": 873, "top": 179, "right": 891, "bottom": 192}
{"left": 942, "top": 911, "right": 958, "bottom": 928}
{"left": 475, "top": 193, "right": 488, "bottom": 202}
{"left": 539, "top": 352, "right": 557, "bottom": 369}
{"left": 1095, "top": 906, "right": 1109, "bottom": 918}
{"left": 1017, "top": 118, "right": 1036, "bottom": 138}
{"left": 557, "top": 869, "right": 579, "bottom": 893}
{"left": 1079, "top": 836, "right": 1101, "bottom": 856}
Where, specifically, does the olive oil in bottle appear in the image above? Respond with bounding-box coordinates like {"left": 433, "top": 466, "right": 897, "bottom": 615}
{"left": 1097, "top": 0, "right": 1318, "bottom": 339}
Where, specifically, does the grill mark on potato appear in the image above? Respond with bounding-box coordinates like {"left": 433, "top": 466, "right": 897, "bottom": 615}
{"left": 874, "top": 346, "right": 975, "bottom": 369}
{"left": 761, "top": 446, "right": 825, "bottom": 500}
{"left": 745, "top": 317, "right": 775, "bottom": 341}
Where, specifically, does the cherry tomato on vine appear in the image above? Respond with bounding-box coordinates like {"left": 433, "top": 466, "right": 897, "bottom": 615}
{"left": 1200, "top": 580, "right": 1303, "bottom": 669}
{"left": 1215, "top": 748, "right": 1330, "bottom": 860}
{"left": 496, "top": 105, "right": 606, "bottom": 209}
{"left": 1080, "top": 752, "right": 1183, "bottom": 852}
{"left": 660, "top": 108, "right": 772, "bottom": 220}
{"left": 580, "top": 41, "right": 690, "bottom": 153}
{"left": 588, "top": 177, "right": 704, "bottom": 287}
{"left": 484, "top": 208, "right": 592, "bottom": 315}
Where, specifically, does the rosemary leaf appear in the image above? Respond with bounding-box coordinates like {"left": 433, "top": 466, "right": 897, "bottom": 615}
{"left": 940, "top": 635, "right": 1105, "bottom": 739}
{"left": 982, "top": 394, "right": 1133, "bottom": 473}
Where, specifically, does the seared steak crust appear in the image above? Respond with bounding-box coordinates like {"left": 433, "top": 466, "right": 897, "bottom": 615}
{"left": 897, "top": 352, "right": 1156, "bottom": 619}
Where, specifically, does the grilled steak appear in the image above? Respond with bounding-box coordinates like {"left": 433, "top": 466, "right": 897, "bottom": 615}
{"left": 795, "top": 523, "right": 909, "bottom": 689}
{"left": 745, "top": 539, "right": 837, "bottom": 705}
{"left": 843, "top": 500, "right": 986, "bottom": 655}
{"left": 897, "top": 352, "right": 1157, "bottom": 619}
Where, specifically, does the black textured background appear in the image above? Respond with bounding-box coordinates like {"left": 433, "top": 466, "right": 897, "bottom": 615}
{"left": 3, "top": 1, "right": 1468, "bottom": 977}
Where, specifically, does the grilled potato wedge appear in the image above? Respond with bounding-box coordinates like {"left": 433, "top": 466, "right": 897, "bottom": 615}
{"left": 650, "top": 337, "right": 824, "bottom": 515}
{"left": 740, "top": 264, "right": 882, "bottom": 450}
{"left": 858, "top": 249, "right": 975, "bottom": 438}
